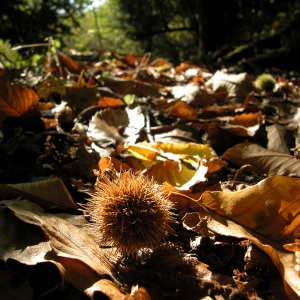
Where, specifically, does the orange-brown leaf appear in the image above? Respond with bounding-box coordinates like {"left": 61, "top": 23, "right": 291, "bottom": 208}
{"left": 98, "top": 97, "right": 124, "bottom": 108}
{"left": 171, "top": 101, "right": 198, "bottom": 121}
{"left": 0, "top": 77, "right": 39, "bottom": 122}
{"left": 59, "top": 54, "right": 83, "bottom": 74}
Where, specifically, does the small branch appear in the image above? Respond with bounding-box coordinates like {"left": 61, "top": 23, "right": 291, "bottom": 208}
{"left": 10, "top": 43, "right": 49, "bottom": 51}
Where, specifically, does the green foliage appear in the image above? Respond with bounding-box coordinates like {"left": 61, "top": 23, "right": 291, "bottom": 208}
{"left": 0, "top": 0, "right": 89, "bottom": 46}
{"left": 111, "top": 0, "right": 202, "bottom": 62}
{"left": 63, "top": 0, "right": 139, "bottom": 55}
{"left": 124, "top": 94, "right": 138, "bottom": 106}
{"left": 0, "top": 40, "right": 25, "bottom": 68}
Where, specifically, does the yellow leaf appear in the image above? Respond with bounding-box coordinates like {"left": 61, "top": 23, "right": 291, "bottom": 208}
{"left": 126, "top": 144, "right": 160, "bottom": 161}
{"left": 144, "top": 160, "right": 196, "bottom": 186}
{"left": 150, "top": 141, "right": 216, "bottom": 158}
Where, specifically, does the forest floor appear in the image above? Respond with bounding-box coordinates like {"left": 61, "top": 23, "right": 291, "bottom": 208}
{"left": 0, "top": 51, "right": 300, "bottom": 299}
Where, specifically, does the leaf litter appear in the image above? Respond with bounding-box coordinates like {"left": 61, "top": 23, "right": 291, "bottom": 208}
{"left": 1, "top": 50, "right": 300, "bottom": 299}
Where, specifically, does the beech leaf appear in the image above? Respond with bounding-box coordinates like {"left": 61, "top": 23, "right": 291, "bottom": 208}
{"left": 200, "top": 175, "right": 300, "bottom": 242}
{"left": 2, "top": 200, "right": 122, "bottom": 299}
{"left": 0, "top": 77, "right": 39, "bottom": 122}
{"left": 102, "top": 76, "right": 161, "bottom": 97}
{"left": 4, "top": 177, "right": 78, "bottom": 209}
{"left": 171, "top": 100, "right": 198, "bottom": 121}
{"left": 206, "top": 71, "right": 255, "bottom": 97}
{"left": 222, "top": 142, "right": 299, "bottom": 176}
{"left": 266, "top": 124, "right": 292, "bottom": 154}
{"left": 184, "top": 174, "right": 300, "bottom": 298}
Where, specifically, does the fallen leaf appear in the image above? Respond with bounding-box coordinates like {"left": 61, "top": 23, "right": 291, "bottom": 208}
{"left": 65, "top": 85, "right": 98, "bottom": 110}
{"left": 87, "top": 108, "right": 129, "bottom": 148}
{"left": 0, "top": 77, "right": 39, "bottom": 123}
{"left": 58, "top": 53, "right": 83, "bottom": 74}
{"left": 144, "top": 160, "right": 196, "bottom": 186}
{"left": 1, "top": 200, "right": 121, "bottom": 298}
{"left": 206, "top": 71, "right": 255, "bottom": 97}
{"left": 98, "top": 96, "right": 124, "bottom": 108}
{"left": 200, "top": 175, "right": 300, "bottom": 243}
{"left": 266, "top": 124, "right": 292, "bottom": 154}
{"left": 182, "top": 208, "right": 299, "bottom": 299}
{"left": 171, "top": 83, "right": 199, "bottom": 103}
{"left": 5, "top": 177, "right": 78, "bottom": 209}
{"left": 124, "top": 285, "right": 152, "bottom": 300}
{"left": 171, "top": 100, "right": 198, "bottom": 121}
{"left": 149, "top": 141, "right": 216, "bottom": 157}
{"left": 222, "top": 142, "right": 299, "bottom": 176}
{"left": 36, "top": 74, "right": 67, "bottom": 99}
{"left": 102, "top": 76, "right": 160, "bottom": 97}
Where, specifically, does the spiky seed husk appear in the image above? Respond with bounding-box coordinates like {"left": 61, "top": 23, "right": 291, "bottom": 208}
{"left": 83, "top": 171, "right": 176, "bottom": 258}
{"left": 255, "top": 74, "right": 276, "bottom": 93}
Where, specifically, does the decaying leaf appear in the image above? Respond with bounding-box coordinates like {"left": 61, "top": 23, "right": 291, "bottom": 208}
{"left": 182, "top": 208, "right": 300, "bottom": 299}
{"left": 65, "top": 85, "right": 98, "bottom": 110}
{"left": 222, "top": 142, "right": 300, "bottom": 176}
{"left": 195, "top": 175, "right": 300, "bottom": 299}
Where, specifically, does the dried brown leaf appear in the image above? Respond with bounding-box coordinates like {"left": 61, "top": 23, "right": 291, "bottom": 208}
{"left": 198, "top": 175, "right": 300, "bottom": 299}
{"left": 266, "top": 124, "right": 292, "bottom": 154}
{"left": 5, "top": 177, "right": 78, "bottom": 209}
{"left": 222, "top": 142, "right": 299, "bottom": 176}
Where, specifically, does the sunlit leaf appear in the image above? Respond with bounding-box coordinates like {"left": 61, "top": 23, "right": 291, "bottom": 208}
{"left": 98, "top": 96, "right": 124, "bottom": 108}
{"left": 200, "top": 175, "right": 300, "bottom": 242}
{"left": 144, "top": 160, "right": 196, "bottom": 186}
{"left": 149, "top": 141, "right": 216, "bottom": 158}
{"left": 179, "top": 174, "right": 300, "bottom": 299}
{"left": 5, "top": 177, "right": 78, "bottom": 209}
{"left": 171, "top": 100, "right": 198, "bottom": 120}
{"left": 206, "top": 71, "right": 255, "bottom": 97}
{"left": 0, "top": 77, "right": 39, "bottom": 122}
{"left": 126, "top": 144, "right": 160, "bottom": 161}
{"left": 171, "top": 83, "right": 199, "bottom": 102}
